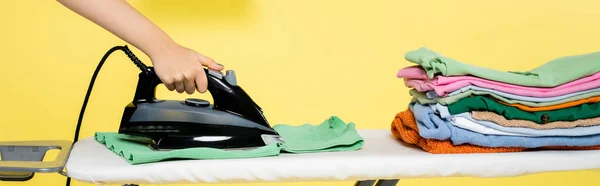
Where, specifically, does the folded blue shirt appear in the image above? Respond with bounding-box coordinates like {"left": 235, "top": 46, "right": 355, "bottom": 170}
{"left": 409, "top": 102, "right": 600, "bottom": 148}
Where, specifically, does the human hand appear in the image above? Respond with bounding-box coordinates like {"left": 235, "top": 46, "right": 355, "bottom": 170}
{"left": 149, "top": 44, "right": 224, "bottom": 94}
{"left": 56, "top": 0, "right": 225, "bottom": 94}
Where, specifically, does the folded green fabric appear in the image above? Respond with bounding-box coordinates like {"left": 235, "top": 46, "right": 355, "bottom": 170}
{"left": 447, "top": 96, "right": 600, "bottom": 124}
{"left": 95, "top": 133, "right": 281, "bottom": 164}
{"left": 409, "top": 89, "right": 600, "bottom": 107}
{"left": 274, "top": 116, "right": 364, "bottom": 153}
{"left": 94, "top": 116, "right": 364, "bottom": 165}
{"left": 405, "top": 47, "right": 600, "bottom": 87}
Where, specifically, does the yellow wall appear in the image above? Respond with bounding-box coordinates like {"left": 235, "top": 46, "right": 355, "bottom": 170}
{"left": 1, "top": 0, "right": 599, "bottom": 185}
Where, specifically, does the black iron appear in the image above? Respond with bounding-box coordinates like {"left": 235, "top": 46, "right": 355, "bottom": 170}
{"left": 117, "top": 51, "right": 283, "bottom": 150}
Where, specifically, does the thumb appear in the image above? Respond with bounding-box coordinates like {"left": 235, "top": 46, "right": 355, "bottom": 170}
{"left": 197, "top": 52, "right": 224, "bottom": 71}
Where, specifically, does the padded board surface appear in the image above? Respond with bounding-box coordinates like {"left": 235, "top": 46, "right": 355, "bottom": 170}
{"left": 65, "top": 130, "right": 600, "bottom": 184}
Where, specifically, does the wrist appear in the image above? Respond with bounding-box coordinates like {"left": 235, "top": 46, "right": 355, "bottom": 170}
{"left": 143, "top": 38, "right": 181, "bottom": 61}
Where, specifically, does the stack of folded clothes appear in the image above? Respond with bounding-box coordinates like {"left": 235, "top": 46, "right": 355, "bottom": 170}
{"left": 391, "top": 47, "right": 600, "bottom": 154}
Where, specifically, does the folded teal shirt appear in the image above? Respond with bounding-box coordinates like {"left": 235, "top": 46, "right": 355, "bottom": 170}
{"left": 405, "top": 47, "right": 600, "bottom": 87}
{"left": 95, "top": 116, "right": 364, "bottom": 165}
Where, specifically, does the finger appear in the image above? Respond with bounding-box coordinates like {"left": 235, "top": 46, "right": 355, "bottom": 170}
{"left": 175, "top": 81, "right": 185, "bottom": 93}
{"left": 197, "top": 53, "right": 224, "bottom": 71}
{"left": 174, "top": 74, "right": 185, "bottom": 93}
{"left": 164, "top": 83, "right": 175, "bottom": 91}
{"left": 183, "top": 72, "right": 196, "bottom": 94}
{"left": 161, "top": 78, "right": 176, "bottom": 91}
{"left": 195, "top": 69, "right": 209, "bottom": 93}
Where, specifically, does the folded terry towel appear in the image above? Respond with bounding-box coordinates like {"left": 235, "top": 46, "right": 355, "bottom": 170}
{"left": 411, "top": 102, "right": 600, "bottom": 148}
{"left": 390, "top": 108, "right": 600, "bottom": 154}
{"left": 399, "top": 66, "right": 600, "bottom": 97}
{"left": 95, "top": 116, "right": 364, "bottom": 165}
{"left": 404, "top": 47, "right": 600, "bottom": 87}
{"left": 410, "top": 89, "right": 600, "bottom": 107}
{"left": 452, "top": 113, "right": 600, "bottom": 136}
{"left": 437, "top": 96, "right": 600, "bottom": 124}
{"left": 471, "top": 111, "right": 600, "bottom": 129}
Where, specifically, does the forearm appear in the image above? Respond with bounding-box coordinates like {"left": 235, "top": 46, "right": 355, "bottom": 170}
{"left": 57, "top": 0, "right": 177, "bottom": 58}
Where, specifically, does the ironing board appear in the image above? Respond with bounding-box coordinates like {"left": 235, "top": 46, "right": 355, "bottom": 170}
{"left": 2, "top": 129, "right": 600, "bottom": 185}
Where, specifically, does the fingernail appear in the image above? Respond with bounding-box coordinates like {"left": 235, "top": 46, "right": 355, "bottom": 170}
{"left": 216, "top": 63, "right": 224, "bottom": 67}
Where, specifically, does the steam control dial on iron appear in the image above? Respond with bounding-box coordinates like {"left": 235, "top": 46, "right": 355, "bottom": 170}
{"left": 118, "top": 61, "right": 284, "bottom": 150}
{"left": 184, "top": 98, "right": 210, "bottom": 107}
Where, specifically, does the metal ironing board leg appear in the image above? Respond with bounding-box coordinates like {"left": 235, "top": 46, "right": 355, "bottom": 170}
{"left": 374, "top": 179, "right": 399, "bottom": 186}
{"left": 354, "top": 180, "right": 377, "bottom": 186}
{"left": 354, "top": 179, "right": 399, "bottom": 186}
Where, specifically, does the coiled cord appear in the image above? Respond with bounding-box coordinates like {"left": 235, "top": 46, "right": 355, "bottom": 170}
{"left": 122, "top": 45, "right": 149, "bottom": 73}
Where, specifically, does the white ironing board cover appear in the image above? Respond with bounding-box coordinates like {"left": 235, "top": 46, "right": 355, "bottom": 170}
{"left": 65, "top": 130, "right": 600, "bottom": 185}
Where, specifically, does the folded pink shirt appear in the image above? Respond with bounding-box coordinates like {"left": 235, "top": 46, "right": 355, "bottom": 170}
{"left": 397, "top": 66, "right": 600, "bottom": 97}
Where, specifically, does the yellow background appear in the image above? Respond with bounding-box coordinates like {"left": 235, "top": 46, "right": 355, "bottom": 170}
{"left": 1, "top": 0, "right": 599, "bottom": 185}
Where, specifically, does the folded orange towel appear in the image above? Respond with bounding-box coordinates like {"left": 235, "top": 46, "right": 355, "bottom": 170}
{"left": 391, "top": 108, "right": 600, "bottom": 154}
{"left": 498, "top": 95, "right": 600, "bottom": 112}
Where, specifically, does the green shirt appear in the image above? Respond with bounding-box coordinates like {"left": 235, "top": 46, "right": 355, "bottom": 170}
{"left": 405, "top": 47, "right": 600, "bottom": 87}
{"left": 446, "top": 96, "right": 600, "bottom": 124}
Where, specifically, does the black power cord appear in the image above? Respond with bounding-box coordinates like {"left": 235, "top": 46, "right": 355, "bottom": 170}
{"left": 66, "top": 45, "right": 146, "bottom": 186}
